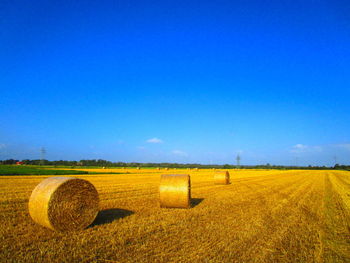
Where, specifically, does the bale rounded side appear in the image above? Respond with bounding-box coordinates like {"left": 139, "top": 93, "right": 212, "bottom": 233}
{"left": 29, "top": 177, "right": 99, "bottom": 231}
{"left": 159, "top": 174, "right": 191, "bottom": 208}
{"left": 214, "top": 171, "right": 230, "bottom": 185}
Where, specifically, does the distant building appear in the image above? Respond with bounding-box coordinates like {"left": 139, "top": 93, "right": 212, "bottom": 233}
{"left": 16, "top": 161, "right": 24, "bottom": 165}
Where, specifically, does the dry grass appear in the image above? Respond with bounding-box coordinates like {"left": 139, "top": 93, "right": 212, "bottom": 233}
{"left": 0, "top": 169, "right": 349, "bottom": 262}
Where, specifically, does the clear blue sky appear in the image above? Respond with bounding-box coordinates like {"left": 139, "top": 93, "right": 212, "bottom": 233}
{"left": 1, "top": 0, "right": 350, "bottom": 166}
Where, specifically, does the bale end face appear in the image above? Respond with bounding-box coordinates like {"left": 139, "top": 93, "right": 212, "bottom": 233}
{"left": 159, "top": 174, "right": 191, "bottom": 208}
{"left": 214, "top": 171, "right": 230, "bottom": 185}
{"left": 29, "top": 177, "right": 99, "bottom": 232}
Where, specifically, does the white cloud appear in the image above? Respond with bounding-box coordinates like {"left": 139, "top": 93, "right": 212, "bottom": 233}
{"left": 295, "top": 144, "right": 307, "bottom": 150}
{"left": 172, "top": 150, "right": 188, "bottom": 157}
{"left": 290, "top": 144, "right": 307, "bottom": 153}
{"left": 290, "top": 144, "right": 322, "bottom": 154}
{"left": 146, "top": 138, "right": 163, "bottom": 144}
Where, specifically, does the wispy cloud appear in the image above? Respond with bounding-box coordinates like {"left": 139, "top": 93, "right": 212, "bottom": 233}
{"left": 290, "top": 144, "right": 322, "bottom": 154}
{"left": 146, "top": 138, "right": 163, "bottom": 144}
{"left": 0, "top": 144, "right": 6, "bottom": 149}
{"left": 172, "top": 150, "right": 188, "bottom": 157}
{"left": 334, "top": 143, "right": 350, "bottom": 151}
{"left": 291, "top": 144, "right": 308, "bottom": 152}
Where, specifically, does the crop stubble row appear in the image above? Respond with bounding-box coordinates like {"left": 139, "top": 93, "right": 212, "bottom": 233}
{"left": 0, "top": 169, "right": 349, "bottom": 262}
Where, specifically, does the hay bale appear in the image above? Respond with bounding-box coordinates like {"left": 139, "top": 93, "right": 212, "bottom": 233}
{"left": 214, "top": 171, "right": 230, "bottom": 185}
{"left": 165, "top": 168, "right": 169, "bottom": 171}
{"left": 136, "top": 167, "right": 140, "bottom": 170}
{"left": 160, "top": 174, "right": 191, "bottom": 208}
{"left": 29, "top": 177, "right": 99, "bottom": 231}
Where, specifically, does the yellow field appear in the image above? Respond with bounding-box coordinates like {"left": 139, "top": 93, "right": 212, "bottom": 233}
{"left": 0, "top": 169, "right": 349, "bottom": 262}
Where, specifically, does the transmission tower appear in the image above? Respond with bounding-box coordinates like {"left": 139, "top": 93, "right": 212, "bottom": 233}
{"left": 236, "top": 154, "right": 241, "bottom": 168}
{"left": 40, "top": 147, "right": 46, "bottom": 166}
{"left": 333, "top": 155, "right": 338, "bottom": 166}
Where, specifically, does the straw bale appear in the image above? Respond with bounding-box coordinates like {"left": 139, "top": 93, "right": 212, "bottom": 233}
{"left": 214, "top": 171, "right": 230, "bottom": 185}
{"left": 29, "top": 177, "right": 99, "bottom": 231}
{"left": 160, "top": 174, "right": 191, "bottom": 208}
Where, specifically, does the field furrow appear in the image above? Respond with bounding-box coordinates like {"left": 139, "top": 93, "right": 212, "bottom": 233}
{"left": 0, "top": 169, "right": 349, "bottom": 262}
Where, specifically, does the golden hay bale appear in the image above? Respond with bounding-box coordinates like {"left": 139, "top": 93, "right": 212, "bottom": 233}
{"left": 214, "top": 171, "right": 230, "bottom": 185}
{"left": 159, "top": 174, "right": 191, "bottom": 208}
{"left": 29, "top": 177, "right": 99, "bottom": 231}
{"left": 136, "top": 167, "right": 140, "bottom": 170}
{"left": 156, "top": 167, "right": 160, "bottom": 170}
{"left": 165, "top": 168, "right": 169, "bottom": 171}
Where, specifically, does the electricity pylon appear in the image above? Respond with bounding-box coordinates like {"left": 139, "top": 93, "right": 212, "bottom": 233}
{"left": 236, "top": 154, "right": 241, "bottom": 168}
{"left": 40, "top": 147, "right": 46, "bottom": 166}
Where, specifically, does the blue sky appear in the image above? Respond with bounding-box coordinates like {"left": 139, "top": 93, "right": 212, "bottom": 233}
{"left": 1, "top": 0, "right": 350, "bottom": 166}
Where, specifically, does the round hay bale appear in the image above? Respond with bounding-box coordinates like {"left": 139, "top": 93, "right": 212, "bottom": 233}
{"left": 29, "top": 177, "right": 99, "bottom": 231}
{"left": 214, "top": 171, "right": 230, "bottom": 185}
{"left": 165, "top": 168, "right": 169, "bottom": 171}
{"left": 136, "top": 167, "right": 140, "bottom": 170}
{"left": 160, "top": 174, "right": 191, "bottom": 208}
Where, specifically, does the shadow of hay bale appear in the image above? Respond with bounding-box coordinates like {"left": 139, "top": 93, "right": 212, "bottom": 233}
{"left": 191, "top": 198, "right": 204, "bottom": 208}
{"left": 91, "top": 209, "right": 134, "bottom": 226}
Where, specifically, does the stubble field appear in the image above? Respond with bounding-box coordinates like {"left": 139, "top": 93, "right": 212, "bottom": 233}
{"left": 0, "top": 168, "right": 349, "bottom": 262}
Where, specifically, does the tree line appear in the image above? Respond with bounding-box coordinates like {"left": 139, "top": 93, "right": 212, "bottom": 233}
{"left": 0, "top": 159, "right": 349, "bottom": 170}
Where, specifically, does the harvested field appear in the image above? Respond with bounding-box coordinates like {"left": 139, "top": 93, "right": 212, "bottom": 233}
{"left": 0, "top": 169, "right": 349, "bottom": 262}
